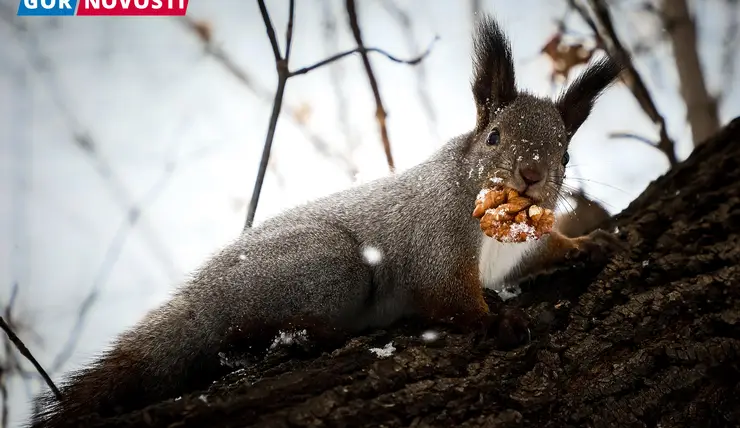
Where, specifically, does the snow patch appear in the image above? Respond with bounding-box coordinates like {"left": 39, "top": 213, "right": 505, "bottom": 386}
{"left": 238, "top": 253, "right": 247, "bottom": 261}
{"left": 497, "top": 285, "right": 521, "bottom": 301}
{"left": 421, "top": 330, "right": 439, "bottom": 342}
{"left": 361, "top": 245, "right": 383, "bottom": 265}
{"left": 369, "top": 341, "right": 396, "bottom": 358}
{"left": 270, "top": 329, "right": 308, "bottom": 349}
{"left": 490, "top": 177, "right": 503, "bottom": 184}
{"left": 500, "top": 222, "right": 537, "bottom": 243}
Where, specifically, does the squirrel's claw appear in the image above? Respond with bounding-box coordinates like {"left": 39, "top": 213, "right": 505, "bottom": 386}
{"left": 567, "top": 228, "right": 627, "bottom": 262}
{"left": 469, "top": 308, "right": 531, "bottom": 350}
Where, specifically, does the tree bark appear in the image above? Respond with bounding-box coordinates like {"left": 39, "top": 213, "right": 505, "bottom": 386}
{"left": 83, "top": 118, "right": 740, "bottom": 428}
{"left": 660, "top": 0, "right": 720, "bottom": 146}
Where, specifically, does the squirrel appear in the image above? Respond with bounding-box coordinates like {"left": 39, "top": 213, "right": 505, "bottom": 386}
{"left": 30, "top": 15, "right": 625, "bottom": 428}
{"left": 555, "top": 188, "right": 613, "bottom": 238}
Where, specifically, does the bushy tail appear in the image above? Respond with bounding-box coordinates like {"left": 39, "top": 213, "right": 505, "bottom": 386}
{"left": 29, "top": 297, "right": 234, "bottom": 427}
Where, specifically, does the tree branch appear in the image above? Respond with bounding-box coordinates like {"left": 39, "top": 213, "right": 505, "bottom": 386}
{"left": 245, "top": 0, "right": 294, "bottom": 230}
{"left": 290, "top": 42, "right": 435, "bottom": 77}
{"left": 573, "top": 0, "right": 679, "bottom": 165}
{"left": 243, "top": 1, "right": 435, "bottom": 229}
{"left": 257, "top": 0, "right": 282, "bottom": 63}
{"left": 0, "top": 316, "right": 61, "bottom": 400}
{"left": 346, "top": 0, "right": 396, "bottom": 172}
{"left": 659, "top": 0, "right": 719, "bottom": 146}
{"left": 608, "top": 131, "right": 658, "bottom": 147}
{"left": 179, "top": 16, "right": 355, "bottom": 174}
{"left": 284, "top": 0, "right": 295, "bottom": 62}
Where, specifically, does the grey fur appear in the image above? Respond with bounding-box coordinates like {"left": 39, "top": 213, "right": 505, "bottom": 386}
{"left": 30, "top": 14, "right": 623, "bottom": 427}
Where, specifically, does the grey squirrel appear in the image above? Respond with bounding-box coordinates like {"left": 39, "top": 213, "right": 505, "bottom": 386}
{"left": 31, "top": 15, "right": 624, "bottom": 427}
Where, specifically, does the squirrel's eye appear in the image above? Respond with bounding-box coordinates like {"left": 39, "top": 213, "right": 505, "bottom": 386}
{"left": 561, "top": 152, "right": 570, "bottom": 166}
{"left": 486, "top": 129, "right": 500, "bottom": 146}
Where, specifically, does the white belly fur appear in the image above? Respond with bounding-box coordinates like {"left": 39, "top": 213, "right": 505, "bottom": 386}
{"left": 478, "top": 236, "right": 538, "bottom": 294}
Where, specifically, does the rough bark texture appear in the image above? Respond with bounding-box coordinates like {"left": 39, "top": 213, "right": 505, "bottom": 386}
{"left": 77, "top": 118, "right": 740, "bottom": 428}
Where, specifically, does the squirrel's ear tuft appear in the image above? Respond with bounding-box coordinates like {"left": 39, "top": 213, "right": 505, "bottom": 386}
{"left": 471, "top": 15, "right": 517, "bottom": 132}
{"left": 556, "top": 55, "right": 623, "bottom": 139}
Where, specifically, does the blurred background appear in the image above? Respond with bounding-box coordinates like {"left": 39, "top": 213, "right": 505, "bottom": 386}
{"left": 0, "top": 0, "right": 738, "bottom": 426}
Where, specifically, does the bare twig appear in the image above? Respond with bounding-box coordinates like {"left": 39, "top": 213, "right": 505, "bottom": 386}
{"left": 346, "top": 0, "right": 395, "bottom": 172}
{"left": 245, "top": 0, "right": 295, "bottom": 230}
{"left": 608, "top": 131, "right": 658, "bottom": 147}
{"left": 290, "top": 42, "right": 435, "bottom": 77}
{"left": 565, "top": 0, "right": 598, "bottom": 34}
{"left": 179, "top": 16, "right": 357, "bottom": 177}
{"left": 659, "top": 0, "right": 719, "bottom": 146}
{"left": 284, "top": 1, "right": 295, "bottom": 61}
{"left": 259, "top": 0, "right": 283, "bottom": 63}
{"left": 0, "top": 282, "right": 21, "bottom": 428}
{"left": 1, "top": 372, "right": 7, "bottom": 428}
{"left": 0, "top": 316, "right": 61, "bottom": 400}
{"left": 574, "top": 0, "right": 678, "bottom": 165}
{"left": 243, "top": 1, "right": 435, "bottom": 229}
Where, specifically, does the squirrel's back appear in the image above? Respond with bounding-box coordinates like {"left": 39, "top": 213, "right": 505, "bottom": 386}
{"left": 30, "top": 136, "right": 482, "bottom": 427}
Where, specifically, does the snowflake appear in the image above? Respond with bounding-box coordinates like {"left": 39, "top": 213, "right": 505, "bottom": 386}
{"left": 361, "top": 245, "right": 383, "bottom": 265}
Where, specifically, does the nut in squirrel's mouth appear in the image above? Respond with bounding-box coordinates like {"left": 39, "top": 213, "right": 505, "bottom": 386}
{"left": 487, "top": 176, "right": 552, "bottom": 210}
{"left": 521, "top": 187, "right": 546, "bottom": 206}
{"left": 472, "top": 186, "right": 555, "bottom": 242}
{"left": 505, "top": 182, "right": 548, "bottom": 208}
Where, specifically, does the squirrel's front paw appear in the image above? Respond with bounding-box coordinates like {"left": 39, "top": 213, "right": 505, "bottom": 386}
{"left": 470, "top": 308, "right": 530, "bottom": 350}
{"left": 567, "top": 229, "right": 627, "bottom": 262}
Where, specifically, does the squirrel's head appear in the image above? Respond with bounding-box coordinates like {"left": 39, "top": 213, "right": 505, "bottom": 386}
{"left": 464, "top": 15, "right": 623, "bottom": 211}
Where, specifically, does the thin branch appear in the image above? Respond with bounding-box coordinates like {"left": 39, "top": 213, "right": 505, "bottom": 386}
{"left": 289, "top": 41, "right": 436, "bottom": 77}
{"left": 1, "top": 373, "right": 7, "bottom": 428}
{"left": 5, "top": 282, "right": 19, "bottom": 320}
{"left": 565, "top": 0, "right": 598, "bottom": 34}
{"left": 608, "top": 131, "right": 658, "bottom": 147}
{"left": 659, "top": 0, "right": 719, "bottom": 146}
{"left": 284, "top": 0, "right": 295, "bottom": 61}
{"left": 346, "top": 0, "right": 396, "bottom": 172}
{"left": 179, "top": 16, "right": 357, "bottom": 175}
{"left": 246, "top": 0, "right": 294, "bottom": 230}
{"left": 0, "top": 316, "right": 61, "bottom": 400}
{"left": 243, "top": 1, "right": 435, "bottom": 229}
{"left": 574, "top": 0, "right": 678, "bottom": 166}
{"left": 257, "top": 0, "right": 282, "bottom": 62}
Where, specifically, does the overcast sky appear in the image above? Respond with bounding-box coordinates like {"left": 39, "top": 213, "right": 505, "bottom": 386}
{"left": 1, "top": 0, "right": 738, "bottom": 425}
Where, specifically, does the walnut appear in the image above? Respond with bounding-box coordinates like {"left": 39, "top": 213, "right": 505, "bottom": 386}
{"left": 472, "top": 186, "right": 555, "bottom": 242}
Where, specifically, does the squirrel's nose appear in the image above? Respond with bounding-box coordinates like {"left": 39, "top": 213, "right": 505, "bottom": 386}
{"left": 518, "top": 166, "right": 543, "bottom": 185}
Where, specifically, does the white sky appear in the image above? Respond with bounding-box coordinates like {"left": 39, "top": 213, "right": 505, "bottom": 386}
{"left": 1, "top": 0, "right": 738, "bottom": 425}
